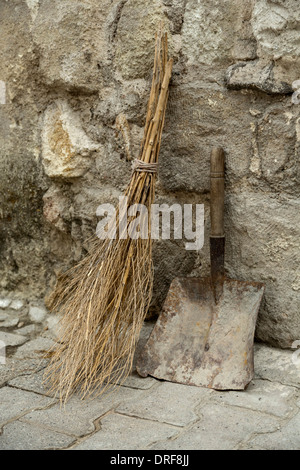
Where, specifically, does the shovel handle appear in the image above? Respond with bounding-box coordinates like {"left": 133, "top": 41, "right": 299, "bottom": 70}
{"left": 210, "top": 147, "right": 225, "bottom": 238}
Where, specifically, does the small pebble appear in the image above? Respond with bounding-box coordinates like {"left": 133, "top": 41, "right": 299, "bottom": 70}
{"left": 10, "top": 300, "right": 24, "bottom": 311}
{"left": 29, "top": 305, "right": 47, "bottom": 323}
{"left": 0, "top": 298, "right": 11, "bottom": 309}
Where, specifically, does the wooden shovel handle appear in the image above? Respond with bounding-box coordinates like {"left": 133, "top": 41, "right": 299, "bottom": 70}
{"left": 210, "top": 147, "right": 225, "bottom": 238}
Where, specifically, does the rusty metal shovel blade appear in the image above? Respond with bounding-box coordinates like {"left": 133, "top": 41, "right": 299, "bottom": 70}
{"left": 136, "top": 276, "right": 264, "bottom": 390}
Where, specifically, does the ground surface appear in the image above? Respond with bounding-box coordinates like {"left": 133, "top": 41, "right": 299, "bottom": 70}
{"left": 0, "top": 321, "right": 299, "bottom": 450}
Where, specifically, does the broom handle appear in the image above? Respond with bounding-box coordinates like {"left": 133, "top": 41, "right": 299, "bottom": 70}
{"left": 128, "top": 59, "right": 172, "bottom": 203}
{"left": 143, "top": 59, "right": 173, "bottom": 164}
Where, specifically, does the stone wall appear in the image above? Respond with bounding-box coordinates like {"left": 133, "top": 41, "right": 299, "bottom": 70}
{"left": 0, "top": 0, "right": 299, "bottom": 348}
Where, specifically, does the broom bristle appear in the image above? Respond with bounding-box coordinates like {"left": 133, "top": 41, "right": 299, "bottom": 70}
{"left": 43, "top": 26, "right": 173, "bottom": 402}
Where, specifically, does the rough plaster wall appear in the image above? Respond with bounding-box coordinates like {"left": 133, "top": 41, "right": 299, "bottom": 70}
{"left": 0, "top": 0, "right": 299, "bottom": 348}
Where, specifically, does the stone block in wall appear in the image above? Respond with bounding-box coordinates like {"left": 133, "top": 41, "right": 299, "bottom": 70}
{"left": 32, "top": 0, "right": 112, "bottom": 91}
{"left": 114, "top": 0, "right": 166, "bottom": 80}
{"left": 231, "top": 0, "right": 257, "bottom": 61}
{"left": 182, "top": 0, "right": 237, "bottom": 67}
{"left": 256, "top": 107, "right": 298, "bottom": 191}
{"left": 252, "top": 0, "right": 300, "bottom": 59}
{"left": 272, "top": 56, "right": 300, "bottom": 89}
{"left": 163, "top": 0, "right": 186, "bottom": 34}
{"left": 229, "top": 0, "right": 300, "bottom": 93}
{"left": 225, "top": 60, "right": 293, "bottom": 95}
{"left": 158, "top": 83, "right": 255, "bottom": 193}
{"left": 225, "top": 190, "right": 300, "bottom": 348}
{"left": 0, "top": 0, "right": 34, "bottom": 99}
{"left": 43, "top": 185, "right": 70, "bottom": 232}
{"left": 41, "top": 100, "right": 101, "bottom": 178}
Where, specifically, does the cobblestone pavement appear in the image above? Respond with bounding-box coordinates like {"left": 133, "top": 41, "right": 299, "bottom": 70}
{"left": 0, "top": 319, "right": 299, "bottom": 450}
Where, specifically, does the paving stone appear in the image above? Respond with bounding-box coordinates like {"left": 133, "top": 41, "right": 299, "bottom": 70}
{"left": 0, "top": 326, "right": 298, "bottom": 450}
{"left": 248, "top": 410, "right": 300, "bottom": 450}
{"left": 0, "top": 331, "right": 27, "bottom": 347}
{"left": 8, "top": 368, "right": 53, "bottom": 397}
{"left": 72, "top": 413, "right": 179, "bottom": 450}
{"left": 0, "top": 420, "right": 74, "bottom": 450}
{"left": 120, "top": 371, "right": 157, "bottom": 390}
{"left": 0, "top": 387, "right": 54, "bottom": 427}
{"left": 254, "top": 343, "right": 300, "bottom": 388}
{"left": 14, "top": 337, "right": 55, "bottom": 359}
{"left": 214, "top": 379, "right": 295, "bottom": 417}
{"left": 0, "top": 357, "right": 48, "bottom": 387}
{"left": 117, "top": 382, "right": 212, "bottom": 427}
{"left": 23, "top": 386, "right": 144, "bottom": 437}
{"left": 151, "top": 404, "right": 280, "bottom": 450}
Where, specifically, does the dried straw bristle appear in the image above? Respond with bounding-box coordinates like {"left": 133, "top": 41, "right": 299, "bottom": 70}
{"left": 44, "top": 27, "right": 173, "bottom": 402}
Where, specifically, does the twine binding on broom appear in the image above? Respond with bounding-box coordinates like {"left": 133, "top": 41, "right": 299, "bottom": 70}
{"left": 43, "top": 25, "right": 173, "bottom": 403}
{"left": 132, "top": 159, "right": 158, "bottom": 174}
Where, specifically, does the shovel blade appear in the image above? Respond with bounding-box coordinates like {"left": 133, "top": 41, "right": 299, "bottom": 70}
{"left": 136, "top": 277, "right": 264, "bottom": 390}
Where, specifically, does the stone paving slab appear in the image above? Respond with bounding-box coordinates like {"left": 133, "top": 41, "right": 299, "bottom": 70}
{"left": 115, "top": 371, "right": 158, "bottom": 390}
{"left": 13, "top": 337, "right": 55, "bottom": 360}
{"left": 0, "top": 420, "right": 74, "bottom": 450}
{"left": 151, "top": 403, "right": 281, "bottom": 450}
{"left": 254, "top": 343, "right": 300, "bottom": 388}
{"left": 213, "top": 379, "right": 296, "bottom": 417}
{"left": 0, "top": 320, "right": 300, "bottom": 451}
{"left": 247, "top": 409, "right": 300, "bottom": 450}
{"left": 8, "top": 368, "right": 52, "bottom": 397}
{"left": 22, "top": 386, "right": 146, "bottom": 437}
{"left": 0, "top": 386, "right": 54, "bottom": 428}
{"left": 117, "top": 381, "right": 212, "bottom": 427}
{"left": 72, "top": 412, "right": 180, "bottom": 450}
{"left": 0, "top": 357, "right": 48, "bottom": 387}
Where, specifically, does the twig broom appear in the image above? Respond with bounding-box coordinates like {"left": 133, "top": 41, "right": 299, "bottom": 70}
{"left": 44, "top": 28, "right": 173, "bottom": 401}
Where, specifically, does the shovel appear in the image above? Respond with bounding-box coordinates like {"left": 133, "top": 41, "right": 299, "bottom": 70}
{"left": 136, "top": 147, "right": 265, "bottom": 390}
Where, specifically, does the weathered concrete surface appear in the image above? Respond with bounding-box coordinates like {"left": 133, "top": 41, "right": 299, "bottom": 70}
{"left": 0, "top": 0, "right": 300, "bottom": 348}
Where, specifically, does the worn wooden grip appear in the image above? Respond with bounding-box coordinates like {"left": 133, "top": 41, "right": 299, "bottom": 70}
{"left": 210, "top": 147, "right": 225, "bottom": 238}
